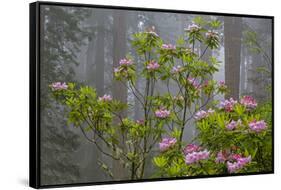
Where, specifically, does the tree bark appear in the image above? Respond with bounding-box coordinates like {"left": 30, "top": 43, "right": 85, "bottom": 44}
{"left": 112, "top": 10, "right": 128, "bottom": 180}
{"left": 224, "top": 17, "right": 242, "bottom": 100}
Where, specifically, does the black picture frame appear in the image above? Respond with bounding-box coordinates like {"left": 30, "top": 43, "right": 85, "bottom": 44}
{"left": 29, "top": 1, "right": 274, "bottom": 188}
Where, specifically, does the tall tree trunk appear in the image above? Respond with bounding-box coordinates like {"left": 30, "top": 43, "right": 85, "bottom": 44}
{"left": 240, "top": 46, "right": 247, "bottom": 96}
{"left": 85, "top": 12, "right": 96, "bottom": 87}
{"left": 95, "top": 12, "right": 105, "bottom": 96}
{"left": 83, "top": 12, "right": 106, "bottom": 181}
{"left": 224, "top": 17, "right": 242, "bottom": 100}
{"left": 112, "top": 10, "right": 127, "bottom": 180}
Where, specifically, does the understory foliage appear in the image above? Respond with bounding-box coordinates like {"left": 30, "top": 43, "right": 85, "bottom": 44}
{"left": 50, "top": 18, "right": 272, "bottom": 179}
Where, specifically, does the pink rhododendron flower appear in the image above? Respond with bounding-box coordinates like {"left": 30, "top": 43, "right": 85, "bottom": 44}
{"left": 171, "top": 65, "right": 182, "bottom": 74}
{"left": 147, "top": 61, "right": 160, "bottom": 71}
{"left": 194, "top": 109, "right": 214, "bottom": 120}
{"left": 185, "top": 23, "right": 201, "bottom": 32}
{"left": 226, "top": 119, "right": 241, "bottom": 130}
{"left": 155, "top": 108, "right": 170, "bottom": 119}
{"left": 227, "top": 156, "right": 251, "bottom": 173}
{"left": 159, "top": 137, "right": 177, "bottom": 151}
{"left": 114, "top": 66, "right": 130, "bottom": 78}
{"left": 183, "top": 144, "right": 201, "bottom": 155}
{"left": 216, "top": 151, "right": 247, "bottom": 164}
{"left": 215, "top": 151, "right": 227, "bottom": 163}
{"left": 161, "top": 44, "right": 176, "bottom": 50}
{"left": 194, "top": 110, "right": 208, "bottom": 120}
{"left": 206, "top": 31, "right": 219, "bottom": 39}
{"left": 218, "top": 80, "right": 227, "bottom": 89}
{"left": 230, "top": 154, "right": 242, "bottom": 160}
{"left": 218, "top": 98, "right": 238, "bottom": 112}
{"left": 249, "top": 120, "right": 267, "bottom": 132}
{"left": 51, "top": 82, "right": 68, "bottom": 91}
{"left": 240, "top": 96, "right": 257, "bottom": 109}
{"left": 236, "top": 156, "right": 251, "bottom": 165}
{"left": 119, "top": 58, "right": 133, "bottom": 66}
{"left": 98, "top": 94, "right": 112, "bottom": 102}
{"left": 187, "top": 77, "right": 201, "bottom": 89}
{"left": 185, "top": 150, "right": 210, "bottom": 164}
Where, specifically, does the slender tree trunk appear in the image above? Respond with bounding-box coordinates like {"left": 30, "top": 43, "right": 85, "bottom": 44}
{"left": 224, "top": 17, "right": 242, "bottom": 100}
{"left": 83, "top": 12, "right": 106, "bottom": 181}
{"left": 112, "top": 10, "right": 128, "bottom": 180}
{"left": 240, "top": 46, "right": 246, "bottom": 96}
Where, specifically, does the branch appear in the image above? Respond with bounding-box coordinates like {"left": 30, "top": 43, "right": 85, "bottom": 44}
{"left": 185, "top": 92, "right": 218, "bottom": 124}
{"left": 78, "top": 125, "right": 120, "bottom": 160}
{"left": 198, "top": 45, "right": 209, "bottom": 60}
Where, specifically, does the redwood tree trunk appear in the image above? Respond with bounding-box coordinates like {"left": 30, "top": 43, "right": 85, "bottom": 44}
{"left": 224, "top": 17, "right": 242, "bottom": 100}
{"left": 112, "top": 10, "right": 128, "bottom": 180}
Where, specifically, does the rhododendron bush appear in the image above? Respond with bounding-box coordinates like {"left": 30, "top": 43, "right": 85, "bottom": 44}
{"left": 50, "top": 19, "right": 272, "bottom": 180}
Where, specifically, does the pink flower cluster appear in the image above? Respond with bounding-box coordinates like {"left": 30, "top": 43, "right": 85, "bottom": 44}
{"left": 161, "top": 44, "right": 176, "bottom": 50}
{"left": 215, "top": 150, "right": 251, "bottom": 173}
{"left": 155, "top": 108, "right": 170, "bottom": 119}
{"left": 194, "top": 109, "right": 214, "bottom": 120}
{"left": 98, "top": 94, "right": 112, "bottom": 102}
{"left": 185, "top": 23, "right": 201, "bottom": 33}
{"left": 171, "top": 65, "right": 182, "bottom": 74}
{"left": 187, "top": 77, "right": 201, "bottom": 89}
{"left": 240, "top": 96, "right": 257, "bottom": 109}
{"left": 51, "top": 82, "right": 68, "bottom": 91}
{"left": 215, "top": 151, "right": 227, "bottom": 163}
{"left": 218, "top": 80, "right": 227, "bottom": 89}
{"left": 206, "top": 31, "right": 219, "bottom": 39}
{"left": 249, "top": 120, "right": 267, "bottom": 132}
{"left": 231, "top": 154, "right": 242, "bottom": 160}
{"left": 218, "top": 98, "right": 237, "bottom": 112}
{"left": 227, "top": 156, "right": 251, "bottom": 173}
{"left": 185, "top": 150, "right": 210, "bottom": 164}
{"left": 114, "top": 58, "right": 134, "bottom": 77}
{"left": 183, "top": 144, "right": 201, "bottom": 155}
{"left": 216, "top": 150, "right": 240, "bottom": 163}
{"left": 159, "top": 137, "right": 177, "bottom": 151}
{"left": 226, "top": 119, "right": 241, "bottom": 130}
{"left": 147, "top": 61, "right": 160, "bottom": 71}
{"left": 119, "top": 58, "right": 133, "bottom": 66}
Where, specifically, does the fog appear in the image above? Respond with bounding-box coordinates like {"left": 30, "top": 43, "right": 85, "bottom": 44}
{"left": 39, "top": 5, "right": 272, "bottom": 185}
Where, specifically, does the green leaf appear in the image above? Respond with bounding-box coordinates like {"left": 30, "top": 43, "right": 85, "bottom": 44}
{"left": 153, "top": 156, "right": 167, "bottom": 168}
{"left": 209, "top": 20, "right": 221, "bottom": 29}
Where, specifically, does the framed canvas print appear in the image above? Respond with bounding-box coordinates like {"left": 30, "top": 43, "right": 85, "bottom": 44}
{"left": 29, "top": 1, "right": 274, "bottom": 188}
